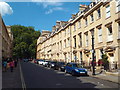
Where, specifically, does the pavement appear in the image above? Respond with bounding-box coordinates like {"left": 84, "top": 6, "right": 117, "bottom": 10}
{"left": 88, "top": 69, "right": 120, "bottom": 84}
{"left": 0, "top": 65, "right": 2, "bottom": 90}
{"left": 2, "top": 61, "right": 22, "bottom": 89}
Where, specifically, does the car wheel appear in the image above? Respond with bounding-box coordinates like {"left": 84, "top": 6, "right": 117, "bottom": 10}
{"left": 58, "top": 68, "right": 61, "bottom": 71}
{"left": 71, "top": 71, "right": 75, "bottom": 76}
{"left": 65, "top": 70, "right": 67, "bottom": 73}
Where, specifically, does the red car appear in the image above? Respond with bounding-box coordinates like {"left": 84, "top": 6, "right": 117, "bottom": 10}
{"left": 34, "top": 59, "right": 38, "bottom": 64}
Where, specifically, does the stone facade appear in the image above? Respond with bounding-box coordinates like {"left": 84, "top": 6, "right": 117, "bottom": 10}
{"left": 0, "top": 15, "right": 13, "bottom": 60}
{"left": 37, "top": 0, "right": 120, "bottom": 70}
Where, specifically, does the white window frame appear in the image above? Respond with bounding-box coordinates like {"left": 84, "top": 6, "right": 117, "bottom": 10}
{"left": 85, "top": 18, "right": 88, "bottom": 26}
{"left": 80, "top": 51, "right": 82, "bottom": 61}
{"left": 116, "top": 0, "right": 120, "bottom": 12}
{"left": 67, "top": 38, "right": 70, "bottom": 47}
{"left": 99, "top": 49, "right": 103, "bottom": 59}
{"left": 78, "top": 20, "right": 81, "bottom": 28}
{"left": 107, "top": 25, "right": 112, "bottom": 35}
{"left": 74, "top": 36, "right": 76, "bottom": 48}
{"left": 74, "top": 54, "right": 77, "bottom": 61}
{"left": 85, "top": 33, "right": 88, "bottom": 46}
{"left": 97, "top": 8, "right": 101, "bottom": 19}
{"left": 79, "top": 34, "right": 82, "bottom": 47}
{"left": 98, "top": 27, "right": 102, "bottom": 42}
{"left": 68, "top": 27, "right": 70, "bottom": 35}
{"left": 90, "top": 14, "right": 94, "bottom": 22}
{"left": 106, "top": 5, "right": 110, "bottom": 18}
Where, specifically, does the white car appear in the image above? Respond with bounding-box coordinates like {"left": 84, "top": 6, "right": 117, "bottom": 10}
{"left": 38, "top": 60, "right": 44, "bottom": 65}
{"left": 43, "top": 60, "right": 49, "bottom": 66}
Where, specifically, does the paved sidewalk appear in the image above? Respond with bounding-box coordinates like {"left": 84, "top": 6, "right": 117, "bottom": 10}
{"left": 88, "top": 70, "right": 120, "bottom": 84}
{"left": 2, "top": 61, "right": 22, "bottom": 89}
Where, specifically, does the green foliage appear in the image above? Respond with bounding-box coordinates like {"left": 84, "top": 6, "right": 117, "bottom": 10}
{"left": 11, "top": 25, "right": 40, "bottom": 59}
{"left": 101, "top": 54, "right": 109, "bottom": 65}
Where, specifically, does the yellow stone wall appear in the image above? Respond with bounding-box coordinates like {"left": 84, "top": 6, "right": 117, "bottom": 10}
{"left": 37, "top": 0, "right": 120, "bottom": 69}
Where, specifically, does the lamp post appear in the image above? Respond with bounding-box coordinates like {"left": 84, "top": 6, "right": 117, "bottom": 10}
{"left": 91, "top": 30, "right": 95, "bottom": 75}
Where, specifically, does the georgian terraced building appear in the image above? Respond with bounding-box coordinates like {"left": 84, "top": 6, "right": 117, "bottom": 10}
{"left": 0, "top": 15, "right": 13, "bottom": 60}
{"left": 37, "top": 0, "right": 120, "bottom": 70}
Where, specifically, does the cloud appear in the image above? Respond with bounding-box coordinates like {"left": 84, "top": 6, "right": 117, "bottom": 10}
{"left": 42, "top": 2, "right": 63, "bottom": 8}
{"left": 32, "top": 0, "right": 65, "bottom": 14}
{"left": 32, "top": 0, "right": 63, "bottom": 8}
{"left": 0, "top": 2, "right": 13, "bottom": 16}
{"left": 45, "top": 7, "right": 63, "bottom": 14}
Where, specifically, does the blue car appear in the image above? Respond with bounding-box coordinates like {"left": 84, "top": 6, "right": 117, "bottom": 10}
{"left": 64, "top": 63, "right": 88, "bottom": 76}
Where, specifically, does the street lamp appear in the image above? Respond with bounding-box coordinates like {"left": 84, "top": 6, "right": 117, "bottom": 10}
{"left": 91, "top": 30, "right": 95, "bottom": 75}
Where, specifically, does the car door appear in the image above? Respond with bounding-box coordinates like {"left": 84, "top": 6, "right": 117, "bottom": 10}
{"left": 69, "top": 64, "right": 73, "bottom": 73}
{"left": 65, "top": 63, "right": 69, "bottom": 72}
{"left": 66, "top": 63, "right": 72, "bottom": 73}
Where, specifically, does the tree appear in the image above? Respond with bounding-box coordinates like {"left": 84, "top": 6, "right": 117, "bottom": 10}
{"left": 101, "top": 54, "right": 109, "bottom": 71}
{"left": 11, "top": 25, "right": 40, "bottom": 59}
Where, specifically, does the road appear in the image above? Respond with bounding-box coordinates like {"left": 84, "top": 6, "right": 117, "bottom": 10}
{"left": 20, "top": 61, "right": 119, "bottom": 89}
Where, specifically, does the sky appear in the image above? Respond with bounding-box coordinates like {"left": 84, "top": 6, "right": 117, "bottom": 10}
{"left": 1, "top": 2, "right": 91, "bottom": 32}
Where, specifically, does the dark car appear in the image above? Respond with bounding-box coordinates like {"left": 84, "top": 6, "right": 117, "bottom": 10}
{"left": 43, "top": 60, "right": 50, "bottom": 67}
{"left": 23, "top": 59, "right": 29, "bottom": 62}
{"left": 49, "top": 61, "right": 57, "bottom": 68}
{"left": 46, "top": 61, "right": 52, "bottom": 67}
{"left": 64, "top": 63, "right": 88, "bottom": 76}
{"left": 54, "top": 62, "right": 66, "bottom": 71}
{"left": 34, "top": 59, "right": 39, "bottom": 64}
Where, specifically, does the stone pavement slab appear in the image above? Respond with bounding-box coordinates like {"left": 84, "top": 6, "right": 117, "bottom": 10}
{"left": 2, "top": 61, "right": 22, "bottom": 89}
{"left": 88, "top": 70, "right": 119, "bottom": 84}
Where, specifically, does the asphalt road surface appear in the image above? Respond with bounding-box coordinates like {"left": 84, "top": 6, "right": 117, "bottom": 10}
{"left": 20, "top": 61, "right": 119, "bottom": 89}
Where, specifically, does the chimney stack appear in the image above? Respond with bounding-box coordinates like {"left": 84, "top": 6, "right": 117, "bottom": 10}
{"left": 52, "top": 26, "right": 56, "bottom": 32}
{"left": 79, "top": 4, "right": 88, "bottom": 12}
{"left": 71, "top": 14, "right": 76, "bottom": 19}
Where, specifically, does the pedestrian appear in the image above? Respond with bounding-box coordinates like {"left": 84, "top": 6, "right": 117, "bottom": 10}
{"left": 9, "top": 60, "right": 14, "bottom": 72}
{"left": 3, "top": 60, "right": 7, "bottom": 72}
{"left": 14, "top": 59, "right": 18, "bottom": 68}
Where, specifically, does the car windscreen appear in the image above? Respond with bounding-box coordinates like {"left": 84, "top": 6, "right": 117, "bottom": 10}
{"left": 51, "top": 62, "right": 57, "bottom": 64}
{"left": 59, "top": 62, "right": 65, "bottom": 65}
{"left": 39, "top": 60, "right": 44, "bottom": 61}
{"left": 72, "top": 64, "right": 82, "bottom": 68}
{"left": 45, "top": 61, "right": 49, "bottom": 62}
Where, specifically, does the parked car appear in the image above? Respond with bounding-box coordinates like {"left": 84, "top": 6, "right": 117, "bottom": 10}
{"left": 23, "top": 59, "right": 29, "bottom": 62}
{"left": 54, "top": 62, "right": 66, "bottom": 71}
{"left": 43, "top": 60, "right": 50, "bottom": 67}
{"left": 64, "top": 63, "right": 88, "bottom": 76}
{"left": 34, "top": 59, "right": 38, "bottom": 64}
{"left": 49, "top": 61, "right": 57, "bottom": 68}
{"left": 46, "top": 61, "right": 52, "bottom": 67}
{"left": 38, "top": 60, "right": 45, "bottom": 65}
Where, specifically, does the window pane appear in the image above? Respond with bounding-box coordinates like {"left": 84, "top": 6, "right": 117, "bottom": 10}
{"left": 106, "top": 5, "right": 110, "bottom": 12}
{"left": 106, "top": 12, "right": 110, "bottom": 18}
{"left": 97, "top": 9, "right": 101, "bottom": 18}
{"left": 106, "top": 5, "right": 110, "bottom": 18}
{"left": 108, "top": 25, "right": 112, "bottom": 35}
